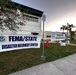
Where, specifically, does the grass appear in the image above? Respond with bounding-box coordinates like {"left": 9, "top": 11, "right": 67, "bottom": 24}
{"left": 74, "top": 34, "right": 76, "bottom": 40}
{"left": 70, "top": 39, "right": 76, "bottom": 44}
{"left": 0, "top": 42, "right": 76, "bottom": 75}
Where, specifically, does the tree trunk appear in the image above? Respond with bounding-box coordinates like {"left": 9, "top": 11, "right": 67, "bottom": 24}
{"left": 69, "top": 28, "right": 72, "bottom": 40}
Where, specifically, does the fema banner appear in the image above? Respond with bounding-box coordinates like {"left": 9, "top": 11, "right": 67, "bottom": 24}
{"left": 51, "top": 34, "right": 65, "bottom": 41}
{"left": 0, "top": 35, "right": 41, "bottom": 52}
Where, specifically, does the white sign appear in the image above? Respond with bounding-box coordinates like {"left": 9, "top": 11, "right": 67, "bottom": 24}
{"left": 60, "top": 42, "right": 66, "bottom": 46}
{"left": 51, "top": 33, "right": 65, "bottom": 41}
{"left": 42, "top": 14, "right": 46, "bottom": 21}
{"left": 0, "top": 35, "right": 41, "bottom": 52}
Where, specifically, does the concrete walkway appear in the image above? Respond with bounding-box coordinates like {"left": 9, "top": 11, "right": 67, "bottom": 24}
{"left": 9, "top": 54, "right": 76, "bottom": 75}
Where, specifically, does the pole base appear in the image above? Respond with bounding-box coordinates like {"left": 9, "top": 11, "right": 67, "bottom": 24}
{"left": 41, "top": 55, "right": 46, "bottom": 60}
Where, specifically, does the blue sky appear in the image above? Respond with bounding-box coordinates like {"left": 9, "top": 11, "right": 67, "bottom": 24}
{"left": 12, "top": 0, "right": 76, "bottom": 31}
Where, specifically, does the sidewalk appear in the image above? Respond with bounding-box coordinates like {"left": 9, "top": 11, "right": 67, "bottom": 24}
{"left": 9, "top": 54, "right": 76, "bottom": 75}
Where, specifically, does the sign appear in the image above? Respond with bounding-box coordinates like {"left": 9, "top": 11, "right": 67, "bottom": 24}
{"left": 60, "top": 42, "right": 66, "bottom": 46}
{"left": 0, "top": 35, "right": 41, "bottom": 52}
{"left": 42, "top": 14, "right": 46, "bottom": 21}
{"left": 51, "top": 33, "right": 65, "bottom": 41}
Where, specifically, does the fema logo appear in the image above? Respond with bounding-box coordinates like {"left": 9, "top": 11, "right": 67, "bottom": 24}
{"left": 0, "top": 36, "right": 6, "bottom": 42}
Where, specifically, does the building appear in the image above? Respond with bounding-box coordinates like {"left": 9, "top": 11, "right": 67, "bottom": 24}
{"left": 0, "top": 1, "right": 43, "bottom": 52}
{"left": 0, "top": 1, "right": 43, "bottom": 35}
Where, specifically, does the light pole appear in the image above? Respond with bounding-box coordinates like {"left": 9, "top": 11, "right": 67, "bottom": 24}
{"left": 66, "top": 23, "right": 70, "bottom": 51}
{"left": 41, "top": 14, "right": 46, "bottom": 60}
{"left": 66, "top": 23, "right": 69, "bottom": 51}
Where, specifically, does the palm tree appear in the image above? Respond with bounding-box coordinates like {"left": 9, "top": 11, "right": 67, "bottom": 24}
{"left": 60, "top": 25, "right": 67, "bottom": 33}
{"left": 60, "top": 23, "right": 75, "bottom": 40}
{"left": 68, "top": 24, "right": 75, "bottom": 40}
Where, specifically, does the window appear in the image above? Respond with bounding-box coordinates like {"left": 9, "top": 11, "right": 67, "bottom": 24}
{"left": 31, "top": 32, "right": 39, "bottom": 35}
{"left": 47, "top": 35, "right": 51, "bottom": 37}
{"left": 25, "top": 15, "right": 38, "bottom": 22}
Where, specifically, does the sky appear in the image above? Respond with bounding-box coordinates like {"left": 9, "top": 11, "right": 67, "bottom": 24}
{"left": 12, "top": 0, "right": 76, "bottom": 31}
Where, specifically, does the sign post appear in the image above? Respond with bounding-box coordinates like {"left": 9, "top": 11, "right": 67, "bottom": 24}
{"left": 41, "top": 14, "right": 46, "bottom": 60}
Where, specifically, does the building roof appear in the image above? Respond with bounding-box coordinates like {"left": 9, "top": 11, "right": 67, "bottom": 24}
{"left": 4, "top": 1, "right": 43, "bottom": 17}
